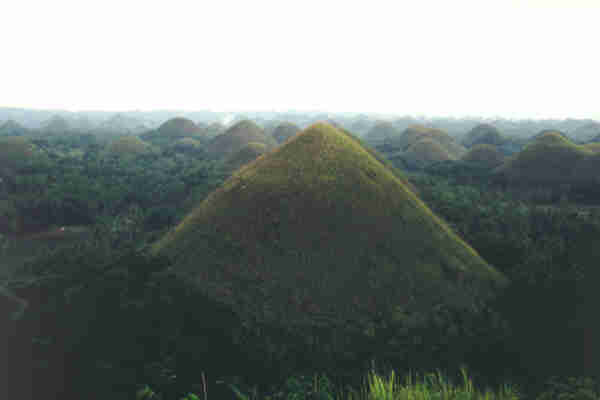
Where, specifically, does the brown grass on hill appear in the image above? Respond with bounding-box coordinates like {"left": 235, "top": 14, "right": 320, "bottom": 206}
{"left": 152, "top": 122, "right": 508, "bottom": 331}
{"left": 494, "top": 131, "right": 599, "bottom": 184}
{"left": 401, "top": 138, "right": 458, "bottom": 169}
{"left": 222, "top": 142, "right": 268, "bottom": 172}
{"left": 157, "top": 117, "right": 205, "bottom": 138}
{"left": 207, "top": 120, "right": 276, "bottom": 158}
{"left": 390, "top": 125, "right": 467, "bottom": 158}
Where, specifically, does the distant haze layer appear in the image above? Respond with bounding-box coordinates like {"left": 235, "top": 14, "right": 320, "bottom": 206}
{"left": 2, "top": 0, "right": 599, "bottom": 120}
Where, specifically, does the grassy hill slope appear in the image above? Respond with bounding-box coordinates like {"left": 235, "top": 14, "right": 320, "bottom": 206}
{"left": 401, "top": 138, "right": 458, "bottom": 169}
{"left": 222, "top": 142, "right": 268, "bottom": 172}
{"left": 152, "top": 122, "right": 508, "bottom": 331}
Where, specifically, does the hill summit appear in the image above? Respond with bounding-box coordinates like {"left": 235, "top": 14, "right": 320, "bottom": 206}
{"left": 494, "top": 131, "right": 593, "bottom": 184}
{"left": 462, "top": 124, "right": 505, "bottom": 147}
{"left": 157, "top": 117, "right": 205, "bottom": 138}
{"left": 152, "top": 122, "right": 508, "bottom": 330}
{"left": 207, "top": 119, "right": 276, "bottom": 158}
{"left": 390, "top": 125, "right": 467, "bottom": 157}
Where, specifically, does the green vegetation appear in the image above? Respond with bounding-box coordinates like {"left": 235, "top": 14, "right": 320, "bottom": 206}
{"left": 3, "top": 120, "right": 600, "bottom": 400}
{"left": 106, "top": 135, "right": 154, "bottom": 158}
{"left": 151, "top": 123, "right": 508, "bottom": 396}
{"left": 139, "top": 365, "right": 525, "bottom": 400}
{"left": 171, "top": 137, "right": 204, "bottom": 152}
{"left": 0, "top": 136, "right": 45, "bottom": 171}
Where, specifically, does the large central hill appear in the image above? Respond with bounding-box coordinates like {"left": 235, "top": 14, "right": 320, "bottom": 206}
{"left": 152, "top": 122, "right": 508, "bottom": 331}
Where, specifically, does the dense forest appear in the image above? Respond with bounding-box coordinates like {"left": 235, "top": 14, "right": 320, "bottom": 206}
{"left": 1, "top": 114, "right": 599, "bottom": 400}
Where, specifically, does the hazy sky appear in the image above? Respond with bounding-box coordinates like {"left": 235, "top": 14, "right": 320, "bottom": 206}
{"left": 2, "top": 0, "right": 599, "bottom": 119}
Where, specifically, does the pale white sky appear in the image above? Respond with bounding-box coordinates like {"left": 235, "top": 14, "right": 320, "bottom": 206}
{"left": 1, "top": 0, "right": 599, "bottom": 119}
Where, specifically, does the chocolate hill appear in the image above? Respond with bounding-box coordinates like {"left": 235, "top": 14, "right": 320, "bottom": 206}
{"left": 141, "top": 117, "right": 206, "bottom": 144}
{"left": 157, "top": 117, "right": 205, "bottom": 138}
{"left": 494, "top": 131, "right": 600, "bottom": 185}
{"left": 151, "top": 123, "right": 508, "bottom": 334}
{"left": 207, "top": 120, "right": 276, "bottom": 158}
{"left": 401, "top": 138, "right": 458, "bottom": 169}
{"left": 271, "top": 122, "right": 300, "bottom": 144}
{"left": 462, "top": 124, "right": 505, "bottom": 148}
{"left": 389, "top": 125, "right": 467, "bottom": 158}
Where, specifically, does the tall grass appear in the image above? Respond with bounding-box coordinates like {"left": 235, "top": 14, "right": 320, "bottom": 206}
{"left": 163, "top": 365, "right": 523, "bottom": 400}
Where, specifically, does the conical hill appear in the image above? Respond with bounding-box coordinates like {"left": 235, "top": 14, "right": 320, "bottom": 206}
{"left": 207, "top": 119, "right": 276, "bottom": 158}
{"left": 494, "top": 131, "right": 592, "bottom": 184}
{"left": 401, "top": 138, "right": 458, "bottom": 169}
{"left": 390, "top": 125, "right": 467, "bottom": 157}
{"left": 152, "top": 123, "right": 508, "bottom": 329}
{"left": 157, "top": 117, "right": 205, "bottom": 138}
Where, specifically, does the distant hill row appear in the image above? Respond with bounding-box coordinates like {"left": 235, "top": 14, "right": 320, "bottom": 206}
{"left": 4, "top": 115, "right": 600, "bottom": 189}
{"left": 2, "top": 107, "right": 599, "bottom": 142}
